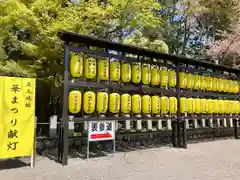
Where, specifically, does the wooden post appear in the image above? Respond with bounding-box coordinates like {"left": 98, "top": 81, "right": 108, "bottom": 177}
{"left": 30, "top": 116, "right": 37, "bottom": 168}
{"left": 50, "top": 115, "right": 58, "bottom": 138}
{"left": 157, "top": 115, "right": 162, "bottom": 130}
{"left": 124, "top": 114, "right": 131, "bottom": 131}
{"left": 136, "top": 115, "right": 142, "bottom": 131}
{"left": 166, "top": 115, "right": 172, "bottom": 130}
{"left": 147, "top": 114, "right": 152, "bottom": 131}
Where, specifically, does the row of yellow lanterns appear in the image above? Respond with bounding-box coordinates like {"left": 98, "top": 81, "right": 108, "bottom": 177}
{"left": 70, "top": 55, "right": 175, "bottom": 87}
{"left": 69, "top": 91, "right": 240, "bottom": 115}
{"left": 70, "top": 55, "right": 239, "bottom": 93}
{"left": 180, "top": 97, "right": 240, "bottom": 114}
{"left": 179, "top": 72, "right": 239, "bottom": 93}
{"left": 69, "top": 91, "right": 174, "bottom": 114}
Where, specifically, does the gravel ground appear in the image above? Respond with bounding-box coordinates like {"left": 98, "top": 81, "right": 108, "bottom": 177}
{"left": 1, "top": 139, "right": 240, "bottom": 180}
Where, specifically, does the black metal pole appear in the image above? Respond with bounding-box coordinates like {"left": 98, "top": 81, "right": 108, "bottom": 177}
{"left": 57, "top": 123, "right": 63, "bottom": 162}
{"left": 182, "top": 120, "right": 187, "bottom": 148}
{"left": 57, "top": 87, "right": 64, "bottom": 162}
{"left": 175, "top": 61, "right": 181, "bottom": 147}
{"left": 62, "top": 43, "right": 70, "bottom": 165}
{"left": 235, "top": 72, "right": 240, "bottom": 140}
{"left": 177, "top": 121, "right": 182, "bottom": 147}
{"left": 233, "top": 119, "right": 239, "bottom": 139}
{"left": 171, "top": 120, "right": 177, "bottom": 147}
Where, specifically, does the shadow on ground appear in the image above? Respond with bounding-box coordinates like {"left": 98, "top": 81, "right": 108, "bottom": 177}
{"left": 37, "top": 132, "right": 172, "bottom": 162}
{"left": 0, "top": 128, "right": 236, "bottom": 169}
{"left": 36, "top": 127, "right": 236, "bottom": 163}
{"left": 0, "top": 158, "right": 29, "bottom": 171}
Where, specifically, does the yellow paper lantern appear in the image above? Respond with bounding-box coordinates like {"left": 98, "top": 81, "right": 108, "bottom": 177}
{"left": 68, "top": 90, "right": 81, "bottom": 114}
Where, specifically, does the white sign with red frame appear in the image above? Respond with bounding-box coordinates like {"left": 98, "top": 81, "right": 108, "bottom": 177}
{"left": 88, "top": 121, "right": 115, "bottom": 142}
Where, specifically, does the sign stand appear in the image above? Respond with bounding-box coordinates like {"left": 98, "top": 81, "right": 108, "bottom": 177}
{"left": 112, "top": 120, "right": 116, "bottom": 157}
{"left": 30, "top": 117, "right": 37, "bottom": 168}
{"left": 86, "top": 121, "right": 90, "bottom": 160}
{"left": 86, "top": 120, "right": 116, "bottom": 160}
{"left": 113, "top": 133, "right": 116, "bottom": 157}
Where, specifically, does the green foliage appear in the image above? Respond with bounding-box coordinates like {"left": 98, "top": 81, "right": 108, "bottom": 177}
{"left": 158, "top": 0, "right": 240, "bottom": 60}
{"left": 198, "top": 0, "right": 240, "bottom": 39}
{"left": 193, "top": 0, "right": 240, "bottom": 64}
{"left": 123, "top": 30, "right": 169, "bottom": 53}
{"left": 0, "top": 0, "right": 167, "bottom": 86}
{"left": 0, "top": 60, "right": 36, "bottom": 77}
{"left": 1, "top": 0, "right": 239, "bottom": 82}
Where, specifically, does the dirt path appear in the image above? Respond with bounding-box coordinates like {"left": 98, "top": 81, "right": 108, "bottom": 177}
{"left": 1, "top": 139, "right": 240, "bottom": 180}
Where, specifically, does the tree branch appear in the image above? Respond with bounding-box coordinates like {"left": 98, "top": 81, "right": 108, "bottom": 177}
{"left": 220, "top": 35, "right": 240, "bottom": 60}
